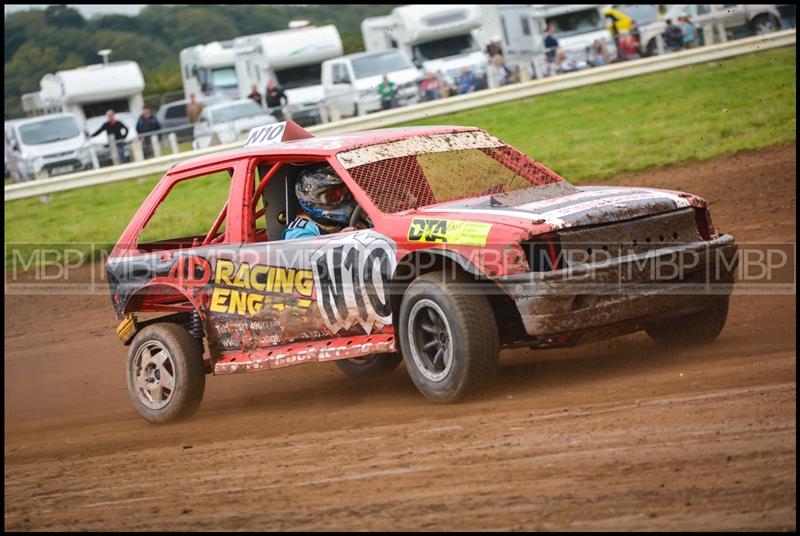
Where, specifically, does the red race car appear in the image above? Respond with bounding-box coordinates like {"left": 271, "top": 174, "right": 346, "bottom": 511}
{"left": 107, "top": 121, "right": 738, "bottom": 423}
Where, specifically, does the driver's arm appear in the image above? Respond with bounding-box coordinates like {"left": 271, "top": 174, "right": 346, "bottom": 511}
{"left": 282, "top": 216, "right": 320, "bottom": 240}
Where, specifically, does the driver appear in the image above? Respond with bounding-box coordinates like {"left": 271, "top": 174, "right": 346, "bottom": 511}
{"left": 282, "top": 164, "right": 359, "bottom": 240}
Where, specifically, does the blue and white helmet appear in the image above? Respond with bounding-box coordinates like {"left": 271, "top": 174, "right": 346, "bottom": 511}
{"left": 295, "top": 164, "right": 356, "bottom": 227}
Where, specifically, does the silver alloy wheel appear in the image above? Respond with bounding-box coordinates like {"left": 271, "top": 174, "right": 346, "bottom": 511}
{"left": 755, "top": 18, "right": 776, "bottom": 34}
{"left": 132, "top": 340, "right": 177, "bottom": 410}
{"left": 407, "top": 299, "right": 454, "bottom": 382}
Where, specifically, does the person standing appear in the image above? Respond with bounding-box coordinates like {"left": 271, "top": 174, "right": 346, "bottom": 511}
{"left": 247, "top": 84, "right": 263, "bottom": 106}
{"left": 376, "top": 74, "right": 396, "bottom": 111}
{"left": 486, "top": 36, "right": 503, "bottom": 58}
{"left": 265, "top": 80, "right": 288, "bottom": 120}
{"left": 135, "top": 105, "right": 161, "bottom": 159}
{"left": 90, "top": 109, "right": 130, "bottom": 164}
{"left": 543, "top": 24, "right": 559, "bottom": 74}
{"left": 663, "top": 19, "right": 684, "bottom": 52}
{"left": 679, "top": 16, "right": 696, "bottom": 48}
{"left": 186, "top": 94, "right": 203, "bottom": 124}
{"left": 777, "top": 4, "right": 796, "bottom": 29}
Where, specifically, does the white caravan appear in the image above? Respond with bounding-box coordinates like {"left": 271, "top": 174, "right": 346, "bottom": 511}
{"left": 179, "top": 40, "right": 239, "bottom": 100}
{"left": 361, "top": 5, "right": 489, "bottom": 87}
{"left": 31, "top": 61, "right": 145, "bottom": 126}
{"left": 321, "top": 49, "right": 421, "bottom": 118}
{"left": 5, "top": 113, "right": 93, "bottom": 182}
{"left": 233, "top": 24, "right": 343, "bottom": 126}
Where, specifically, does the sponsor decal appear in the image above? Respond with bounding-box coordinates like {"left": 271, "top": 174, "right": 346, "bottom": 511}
{"left": 208, "top": 259, "right": 315, "bottom": 316}
{"left": 311, "top": 232, "right": 397, "bottom": 335}
{"left": 407, "top": 218, "right": 492, "bottom": 246}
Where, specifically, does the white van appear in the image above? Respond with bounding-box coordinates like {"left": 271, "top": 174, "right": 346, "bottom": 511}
{"left": 321, "top": 50, "right": 421, "bottom": 118}
{"left": 5, "top": 113, "right": 93, "bottom": 182}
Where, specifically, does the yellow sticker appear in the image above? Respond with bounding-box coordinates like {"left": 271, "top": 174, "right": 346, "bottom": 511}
{"left": 407, "top": 218, "right": 492, "bottom": 247}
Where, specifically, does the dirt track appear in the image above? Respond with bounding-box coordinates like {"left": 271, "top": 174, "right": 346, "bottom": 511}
{"left": 4, "top": 145, "right": 796, "bottom": 531}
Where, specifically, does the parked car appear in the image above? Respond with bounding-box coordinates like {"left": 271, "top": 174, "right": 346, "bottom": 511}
{"left": 85, "top": 111, "right": 139, "bottom": 166}
{"left": 321, "top": 49, "right": 421, "bottom": 118}
{"left": 639, "top": 4, "right": 781, "bottom": 55}
{"left": 5, "top": 113, "right": 93, "bottom": 182}
{"left": 156, "top": 94, "right": 229, "bottom": 143}
{"left": 107, "top": 120, "right": 738, "bottom": 423}
{"left": 191, "top": 99, "right": 277, "bottom": 150}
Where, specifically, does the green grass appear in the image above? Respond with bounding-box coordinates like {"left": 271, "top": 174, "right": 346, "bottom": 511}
{"left": 4, "top": 47, "right": 796, "bottom": 267}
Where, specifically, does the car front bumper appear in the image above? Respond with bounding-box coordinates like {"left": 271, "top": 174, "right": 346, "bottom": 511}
{"left": 495, "top": 234, "right": 738, "bottom": 337}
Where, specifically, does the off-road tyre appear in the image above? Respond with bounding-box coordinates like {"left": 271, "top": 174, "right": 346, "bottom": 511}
{"left": 645, "top": 297, "right": 730, "bottom": 348}
{"left": 336, "top": 353, "right": 403, "bottom": 378}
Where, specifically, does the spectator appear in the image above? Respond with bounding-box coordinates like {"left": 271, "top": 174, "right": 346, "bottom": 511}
{"left": 90, "top": 109, "right": 130, "bottom": 164}
{"left": 247, "top": 84, "right": 262, "bottom": 106}
{"left": 486, "top": 35, "right": 503, "bottom": 58}
{"left": 376, "top": 74, "right": 397, "bottom": 110}
{"left": 186, "top": 94, "right": 203, "bottom": 124}
{"left": 777, "top": 4, "right": 796, "bottom": 29}
{"left": 679, "top": 16, "right": 697, "bottom": 48}
{"left": 265, "top": 79, "right": 288, "bottom": 120}
{"left": 135, "top": 105, "right": 161, "bottom": 159}
{"left": 663, "top": 19, "right": 684, "bottom": 52}
{"left": 544, "top": 24, "right": 559, "bottom": 65}
{"left": 487, "top": 55, "right": 512, "bottom": 88}
{"left": 617, "top": 30, "right": 640, "bottom": 60}
{"left": 420, "top": 71, "right": 442, "bottom": 101}
{"left": 457, "top": 67, "right": 479, "bottom": 94}
{"left": 555, "top": 49, "right": 579, "bottom": 74}
{"left": 630, "top": 20, "right": 641, "bottom": 45}
{"left": 588, "top": 39, "right": 609, "bottom": 67}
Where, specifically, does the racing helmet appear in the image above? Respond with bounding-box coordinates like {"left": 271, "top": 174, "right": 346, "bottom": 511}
{"left": 294, "top": 164, "right": 356, "bottom": 227}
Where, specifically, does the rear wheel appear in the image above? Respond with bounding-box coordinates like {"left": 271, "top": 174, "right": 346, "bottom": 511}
{"left": 336, "top": 353, "right": 403, "bottom": 378}
{"left": 645, "top": 297, "right": 729, "bottom": 348}
{"left": 127, "top": 323, "right": 206, "bottom": 424}
{"left": 399, "top": 272, "right": 499, "bottom": 403}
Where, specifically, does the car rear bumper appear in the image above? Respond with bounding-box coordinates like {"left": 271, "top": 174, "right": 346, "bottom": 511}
{"left": 495, "top": 234, "right": 738, "bottom": 337}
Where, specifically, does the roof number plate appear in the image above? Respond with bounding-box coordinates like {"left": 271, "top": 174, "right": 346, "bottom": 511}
{"left": 245, "top": 122, "right": 287, "bottom": 147}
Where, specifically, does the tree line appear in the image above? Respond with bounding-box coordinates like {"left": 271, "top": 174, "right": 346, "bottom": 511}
{"left": 5, "top": 4, "right": 400, "bottom": 119}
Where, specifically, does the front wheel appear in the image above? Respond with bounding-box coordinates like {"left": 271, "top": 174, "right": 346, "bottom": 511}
{"left": 399, "top": 272, "right": 499, "bottom": 403}
{"left": 645, "top": 297, "right": 730, "bottom": 348}
{"left": 336, "top": 353, "right": 402, "bottom": 378}
{"left": 127, "top": 323, "right": 206, "bottom": 424}
{"left": 751, "top": 14, "right": 778, "bottom": 35}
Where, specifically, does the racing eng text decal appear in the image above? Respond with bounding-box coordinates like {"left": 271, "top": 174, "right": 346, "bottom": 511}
{"left": 311, "top": 231, "right": 397, "bottom": 335}
{"left": 407, "top": 218, "right": 492, "bottom": 246}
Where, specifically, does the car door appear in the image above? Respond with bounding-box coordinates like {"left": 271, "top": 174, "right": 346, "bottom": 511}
{"left": 716, "top": 4, "right": 748, "bottom": 30}
{"left": 324, "top": 61, "right": 357, "bottom": 117}
{"left": 220, "top": 157, "right": 396, "bottom": 352}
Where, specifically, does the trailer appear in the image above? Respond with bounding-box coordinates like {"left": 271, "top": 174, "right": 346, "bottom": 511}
{"left": 232, "top": 24, "right": 343, "bottom": 126}
{"left": 33, "top": 61, "right": 145, "bottom": 126}
{"left": 179, "top": 40, "right": 239, "bottom": 100}
{"left": 361, "top": 5, "right": 489, "bottom": 87}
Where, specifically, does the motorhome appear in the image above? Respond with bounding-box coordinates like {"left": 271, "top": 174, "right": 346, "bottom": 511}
{"left": 478, "top": 5, "right": 549, "bottom": 80}
{"left": 361, "top": 5, "right": 489, "bottom": 87}
{"left": 233, "top": 24, "right": 343, "bottom": 126}
{"left": 321, "top": 49, "right": 421, "bottom": 118}
{"left": 179, "top": 41, "right": 239, "bottom": 100}
{"left": 5, "top": 113, "right": 94, "bottom": 182}
{"left": 29, "top": 61, "right": 145, "bottom": 126}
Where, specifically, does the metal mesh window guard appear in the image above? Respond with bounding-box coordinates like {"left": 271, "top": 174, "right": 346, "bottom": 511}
{"left": 345, "top": 144, "right": 564, "bottom": 214}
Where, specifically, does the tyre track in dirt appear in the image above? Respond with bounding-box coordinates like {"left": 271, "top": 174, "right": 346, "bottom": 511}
{"left": 4, "top": 144, "right": 796, "bottom": 531}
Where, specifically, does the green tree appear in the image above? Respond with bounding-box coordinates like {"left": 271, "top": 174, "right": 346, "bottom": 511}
{"left": 43, "top": 4, "right": 86, "bottom": 28}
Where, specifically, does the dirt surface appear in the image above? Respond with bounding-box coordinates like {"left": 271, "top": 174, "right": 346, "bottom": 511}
{"left": 4, "top": 145, "right": 796, "bottom": 531}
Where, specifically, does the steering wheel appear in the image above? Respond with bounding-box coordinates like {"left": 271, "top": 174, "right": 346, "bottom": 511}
{"left": 349, "top": 205, "right": 371, "bottom": 229}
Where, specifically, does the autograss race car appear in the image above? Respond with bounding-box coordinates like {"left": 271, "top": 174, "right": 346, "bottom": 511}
{"left": 107, "top": 121, "right": 738, "bottom": 423}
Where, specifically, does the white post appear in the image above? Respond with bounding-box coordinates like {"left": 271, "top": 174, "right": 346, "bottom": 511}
{"left": 151, "top": 135, "right": 162, "bottom": 158}
{"left": 167, "top": 132, "right": 179, "bottom": 154}
{"left": 109, "top": 134, "right": 119, "bottom": 166}
{"left": 702, "top": 24, "right": 715, "bottom": 47}
{"left": 89, "top": 145, "right": 100, "bottom": 170}
{"left": 330, "top": 101, "right": 341, "bottom": 123}
{"left": 656, "top": 34, "right": 666, "bottom": 55}
{"left": 716, "top": 22, "right": 727, "bottom": 43}
{"left": 131, "top": 138, "right": 144, "bottom": 162}
{"left": 283, "top": 106, "right": 292, "bottom": 121}
{"left": 518, "top": 62, "right": 531, "bottom": 83}
{"left": 319, "top": 102, "right": 329, "bottom": 124}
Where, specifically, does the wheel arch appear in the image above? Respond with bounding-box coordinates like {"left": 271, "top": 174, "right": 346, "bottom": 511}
{"left": 390, "top": 249, "right": 527, "bottom": 345}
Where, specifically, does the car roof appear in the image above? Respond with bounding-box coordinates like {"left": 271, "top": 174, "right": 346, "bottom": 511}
{"left": 205, "top": 99, "right": 257, "bottom": 111}
{"left": 14, "top": 113, "right": 80, "bottom": 127}
{"left": 169, "top": 125, "right": 481, "bottom": 174}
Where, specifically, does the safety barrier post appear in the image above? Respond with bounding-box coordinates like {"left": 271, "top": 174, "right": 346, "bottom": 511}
{"left": 131, "top": 138, "right": 144, "bottom": 162}
{"left": 167, "top": 132, "right": 179, "bottom": 154}
{"left": 151, "top": 135, "right": 162, "bottom": 158}
{"left": 109, "top": 134, "right": 119, "bottom": 166}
